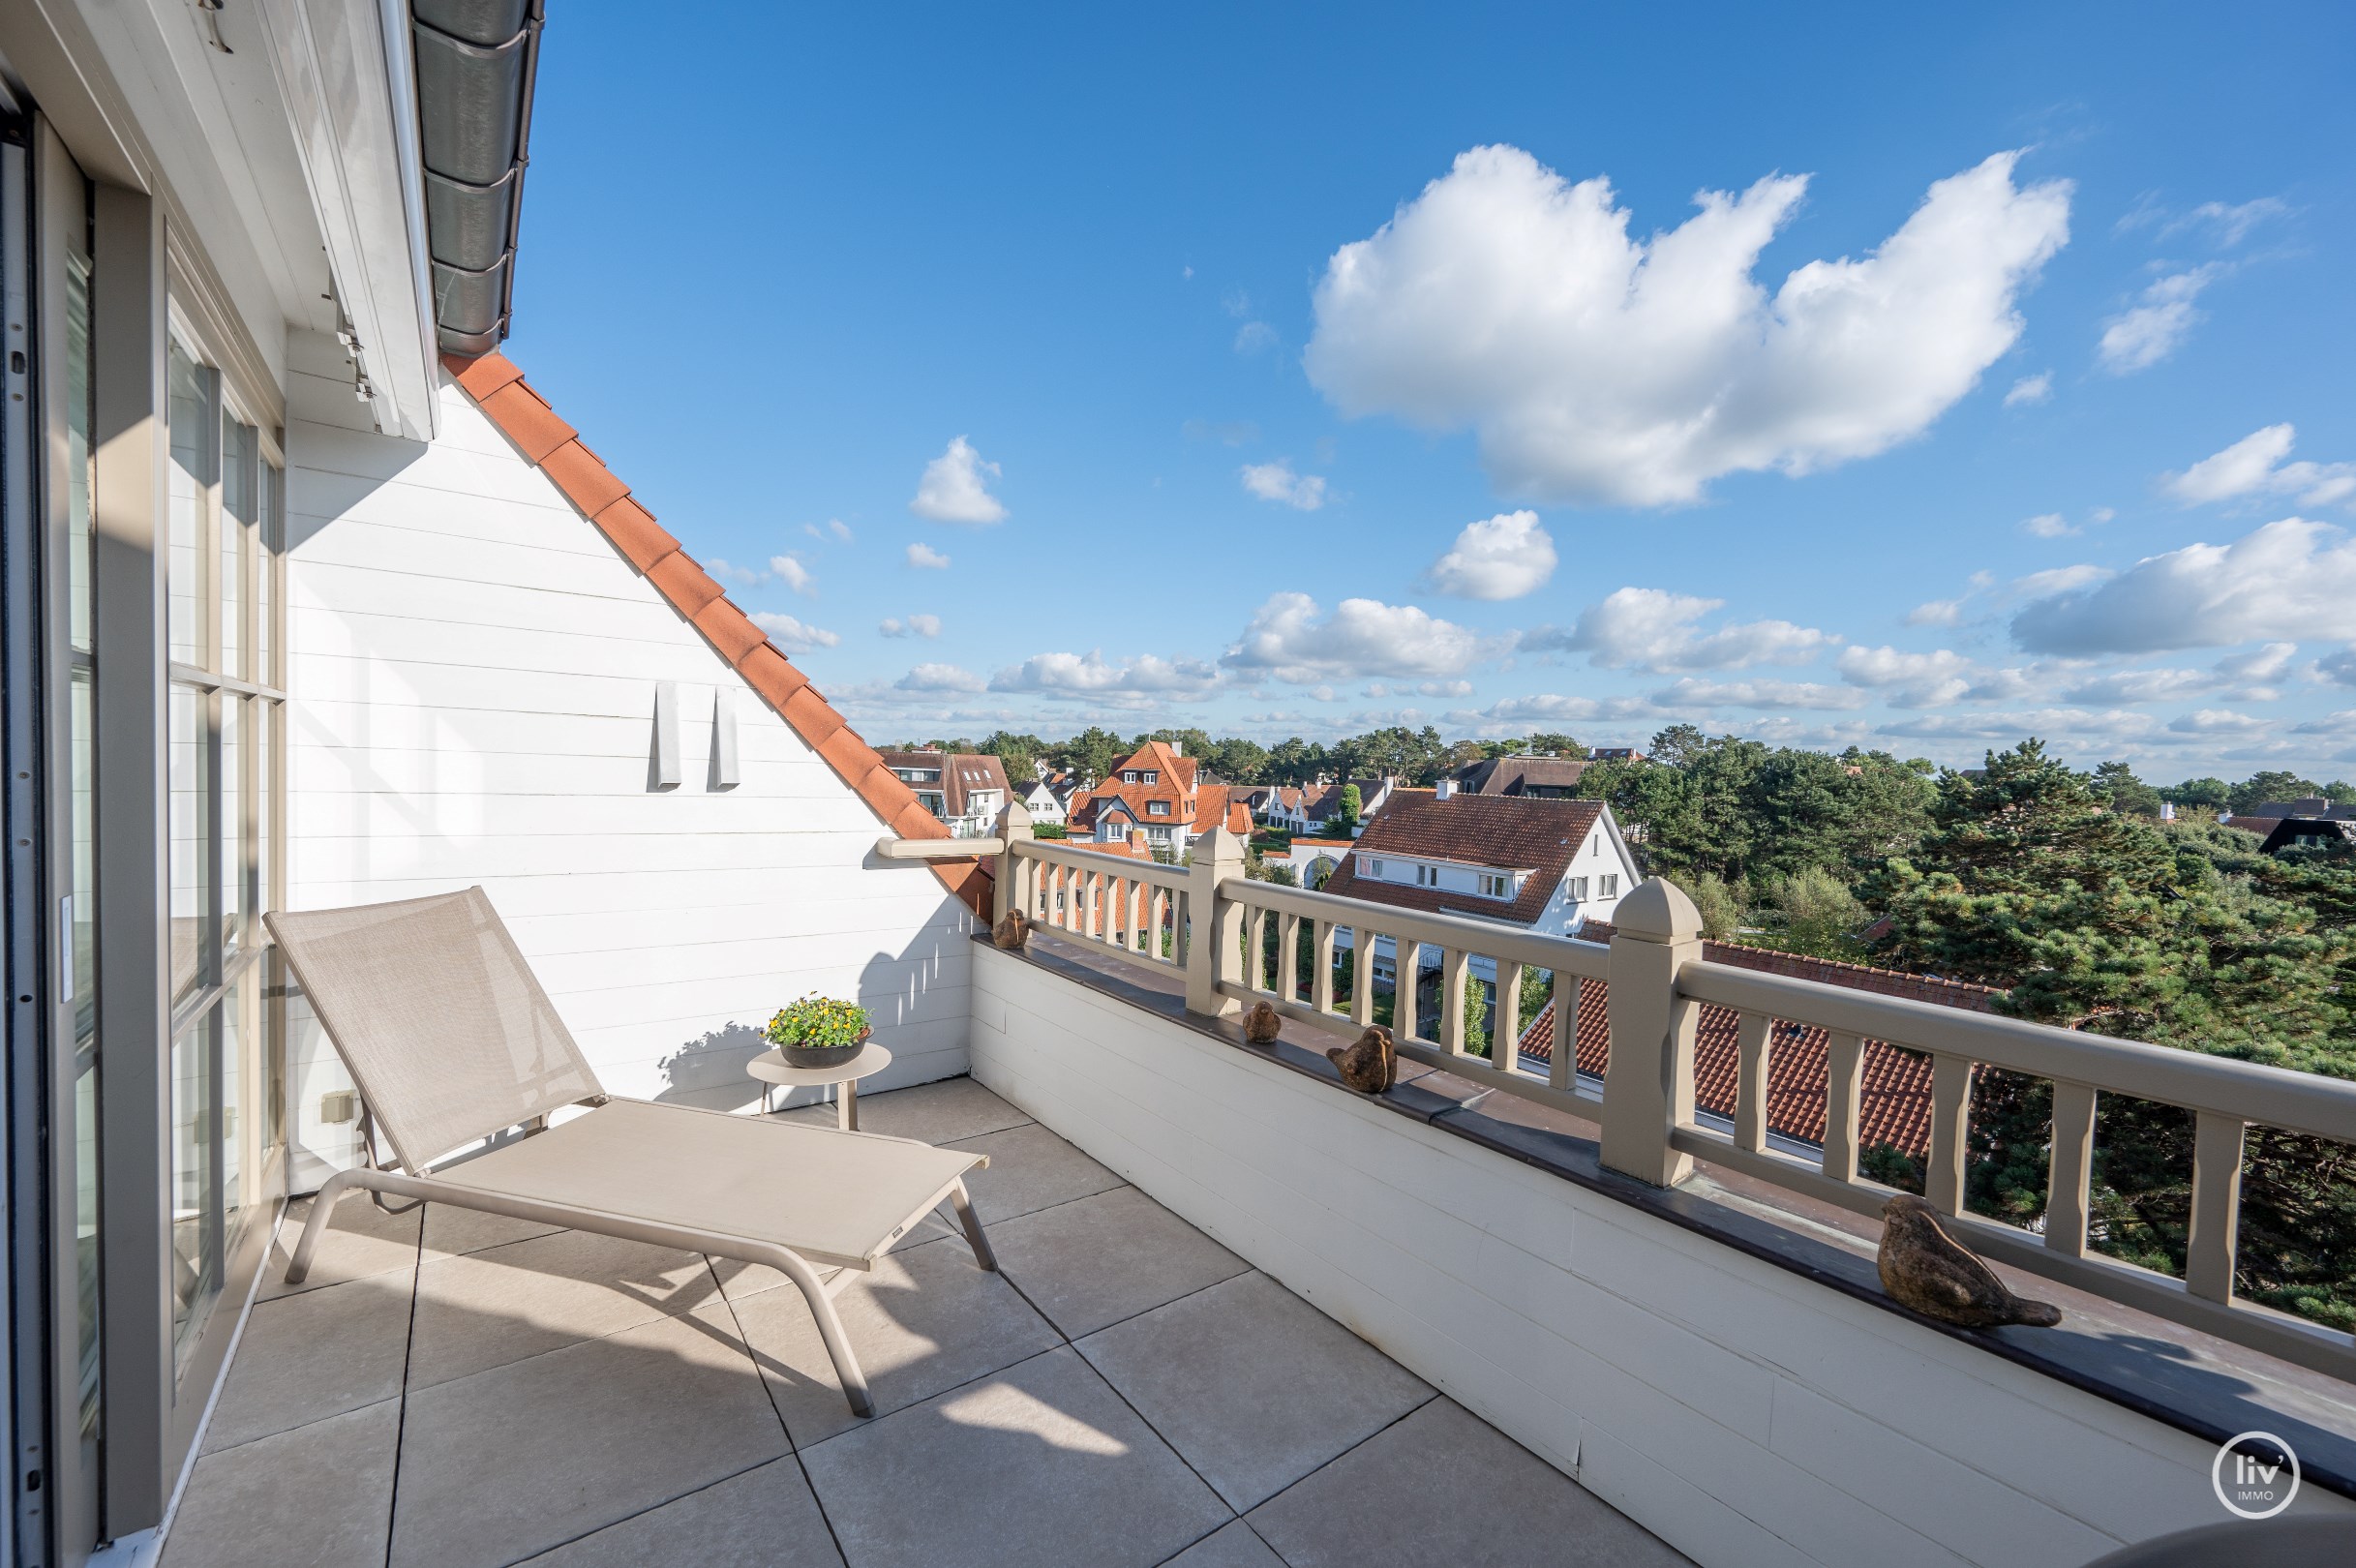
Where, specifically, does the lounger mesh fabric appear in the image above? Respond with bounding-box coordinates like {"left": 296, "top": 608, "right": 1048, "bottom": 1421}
{"left": 266, "top": 888, "right": 601, "bottom": 1174}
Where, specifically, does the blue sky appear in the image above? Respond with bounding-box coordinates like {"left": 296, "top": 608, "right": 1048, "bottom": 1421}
{"left": 506, "top": 4, "right": 2356, "bottom": 779}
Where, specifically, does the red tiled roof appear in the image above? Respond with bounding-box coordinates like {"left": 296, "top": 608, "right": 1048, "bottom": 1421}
{"left": 1320, "top": 795, "right": 1606, "bottom": 928}
{"left": 445, "top": 353, "right": 990, "bottom": 918}
{"left": 1514, "top": 936, "right": 2000, "bottom": 1159}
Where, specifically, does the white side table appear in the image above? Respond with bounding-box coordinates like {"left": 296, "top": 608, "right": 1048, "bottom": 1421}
{"left": 747, "top": 1041, "right": 894, "bottom": 1130}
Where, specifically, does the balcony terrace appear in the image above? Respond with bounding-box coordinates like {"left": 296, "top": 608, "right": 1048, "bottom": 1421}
{"left": 163, "top": 1075, "right": 1684, "bottom": 1568}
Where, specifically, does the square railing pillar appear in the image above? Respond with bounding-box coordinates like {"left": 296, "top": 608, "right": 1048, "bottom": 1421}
{"left": 1185, "top": 826, "right": 1247, "bottom": 1017}
{"left": 1600, "top": 878, "right": 1705, "bottom": 1187}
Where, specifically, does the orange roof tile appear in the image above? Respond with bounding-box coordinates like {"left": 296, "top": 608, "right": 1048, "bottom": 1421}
{"left": 1514, "top": 938, "right": 1999, "bottom": 1159}
{"left": 445, "top": 351, "right": 990, "bottom": 918}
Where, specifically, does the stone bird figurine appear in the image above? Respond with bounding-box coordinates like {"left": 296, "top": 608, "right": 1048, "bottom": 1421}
{"left": 1243, "top": 1001, "right": 1282, "bottom": 1044}
{"left": 991, "top": 909, "right": 1030, "bottom": 950}
{"left": 1327, "top": 1025, "right": 1397, "bottom": 1095}
{"left": 1878, "top": 1194, "right": 2062, "bottom": 1329}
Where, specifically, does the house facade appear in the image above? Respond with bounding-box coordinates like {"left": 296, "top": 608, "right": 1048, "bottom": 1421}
{"left": 1450, "top": 752, "right": 1591, "bottom": 799}
{"left": 881, "top": 749, "right": 1011, "bottom": 837}
{"left": 1066, "top": 739, "right": 1248, "bottom": 859}
{"left": 1319, "top": 788, "right": 1642, "bottom": 987}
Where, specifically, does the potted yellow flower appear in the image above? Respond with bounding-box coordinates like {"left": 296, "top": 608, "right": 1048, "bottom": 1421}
{"left": 766, "top": 995, "right": 872, "bottom": 1069}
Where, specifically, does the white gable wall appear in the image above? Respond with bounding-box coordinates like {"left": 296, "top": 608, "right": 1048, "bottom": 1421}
{"left": 281, "top": 335, "right": 975, "bottom": 1184}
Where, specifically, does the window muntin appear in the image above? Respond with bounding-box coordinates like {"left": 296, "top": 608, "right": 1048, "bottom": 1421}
{"left": 1479, "top": 873, "right": 1511, "bottom": 898}
{"left": 1148, "top": 800, "right": 1168, "bottom": 817}
{"left": 1567, "top": 876, "right": 1590, "bottom": 900}
{"left": 1365, "top": 859, "right": 1384, "bottom": 878}
{"left": 1599, "top": 874, "right": 1619, "bottom": 897}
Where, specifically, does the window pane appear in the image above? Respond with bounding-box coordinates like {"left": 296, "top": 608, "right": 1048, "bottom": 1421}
{"left": 256, "top": 701, "right": 273, "bottom": 920}
{"left": 257, "top": 464, "right": 280, "bottom": 686}
{"left": 221, "top": 971, "right": 243, "bottom": 1240}
{"left": 221, "top": 695, "right": 244, "bottom": 957}
{"left": 221, "top": 419, "right": 256, "bottom": 679}
{"left": 169, "top": 683, "right": 210, "bottom": 1001}
{"left": 170, "top": 1010, "right": 220, "bottom": 1372}
{"left": 166, "top": 344, "right": 213, "bottom": 669}
{"left": 69, "top": 668, "right": 100, "bottom": 1445}
{"left": 66, "top": 253, "right": 94, "bottom": 652}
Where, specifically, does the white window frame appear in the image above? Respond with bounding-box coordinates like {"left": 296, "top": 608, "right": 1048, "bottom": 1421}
{"left": 1567, "top": 876, "right": 1589, "bottom": 900}
{"left": 1599, "top": 873, "right": 1620, "bottom": 897}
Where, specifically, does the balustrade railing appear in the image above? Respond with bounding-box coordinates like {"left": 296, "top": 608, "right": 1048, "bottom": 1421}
{"left": 994, "top": 806, "right": 2356, "bottom": 1379}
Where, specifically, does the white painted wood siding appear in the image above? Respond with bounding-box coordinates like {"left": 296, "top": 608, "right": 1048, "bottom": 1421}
{"left": 280, "top": 334, "right": 973, "bottom": 1184}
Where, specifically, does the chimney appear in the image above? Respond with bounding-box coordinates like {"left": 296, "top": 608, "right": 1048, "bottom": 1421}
{"left": 2160, "top": 800, "right": 2176, "bottom": 822}
{"left": 1435, "top": 778, "right": 1456, "bottom": 801}
{"left": 1167, "top": 739, "right": 1184, "bottom": 756}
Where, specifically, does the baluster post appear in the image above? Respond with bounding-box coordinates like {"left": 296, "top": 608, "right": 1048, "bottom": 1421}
{"left": 2045, "top": 1080, "right": 2097, "bottom": 1255}
{"left": 1495, "top": 959, "right": 1524, "bottom": 1071}
{"left": 1548, "top": 972, "right": 1579, "bottom": 1091}
{"left": 1926, "top": 1054, "right": 1971, "bottom": 1215}
{"left": 2187, "top": 1111, "right": 2246, "bottom": 1302}
{"left": 1279, "top": 913, "right": 1301, "bottom": 1002}
{"left": 1734, "top": 1013, "right": 1771, "bottom": 1154}
{"left": 1600, "top": 879, "right": 1704, "bottom": 1187}
{"left": 1440, "top": 949, "right": 1469, "bottom": 1057}
{"left": 1313, "top": 921, "right": 1337, "bottom": 1012}
{"left": 1822, "top": 1032, "right": 1864, "bottom": 1183}
{"left": 1184, "top": 826, "right": 1247, "bottom": 1017}
{"left": 993, "top": 799, "right": 1032, "bottom": 926}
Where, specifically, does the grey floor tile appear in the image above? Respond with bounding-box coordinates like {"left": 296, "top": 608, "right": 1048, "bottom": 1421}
{"left": 1160, "top": 1520, "right": 1286, "bottom": 1568}
{"left": 799, "top": 1345, "right": 1229, "bottom": 1568}
{"left": 408, "top": 1227, "right": 722, "bottom": 1388}
{"left": 987, "top": 1186, "right": 1248, "bottom": 1338}
{"left": 258, "top": 1192, "right": 418, "bottom": 1300}
{"left": 780, "top": 1075, "right": 1031, "bottom": 1144}
{"left": 200, "top": 1269, "right": 414, "bottom": 1454}
{"left": 1246, "top": 1399, "right": 1691, "bottom": 1568}
{"left": 1076, "top": 1271, "right": 1433, "bottom": 1510}
{"left": 421, "top": 1201, "right": 564, "bottom": 1259}
{"left": 946, "top": 1122, "right": 1125, "bottom": 1224}
{"left": 392, "top": 1303, "right": 789, "bottom": 1568}
{"left": 164, "top": 1400, "right": 398, "bottom": 1568}
{"left": 518, "top": 1457, "right": 843, "bottom": 1567}
{"left": 732, "top": 1234, "right": 1062, "bottom": 1447}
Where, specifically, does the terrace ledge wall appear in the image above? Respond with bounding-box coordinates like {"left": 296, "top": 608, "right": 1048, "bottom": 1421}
{"left": 969, "top": 942, "right": 2352, "bottom": 1568}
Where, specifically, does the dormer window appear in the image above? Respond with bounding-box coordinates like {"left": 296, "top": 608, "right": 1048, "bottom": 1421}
{"left": 1123, "top": 770, "right": 1139, "bottom": 783}
{"left": 1479, "top": 873, "right": 1511, "bottom": 898}
{"left": 1415, "top": 865, "right": 1438, "bottom": 888}
{"left": 1141, "top": 770, "right": 1159, "bottom": 785}
{"left": 1148, "top": 800, "right": 1169, "bottom": 816}
{"left": 1364, "top": 859, "right": 1385, "bottom": 879}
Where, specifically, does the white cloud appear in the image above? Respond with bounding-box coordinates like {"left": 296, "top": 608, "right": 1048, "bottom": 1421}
{"left": 1836, "top": 645, "right": 1979, "bottom": 708}
{"left": 989, "top": 650, "right": 1223, "bottom": 702}
{"left": 1303, "top": 146, "right": 2069, "bottom": 507}
{"left": 2162, "top": 424, "right": 2355, "bottom": 509}
{"left": 1529, "top": 587, "right": 1835, "bottom": 672}
{"left": 879, "top": 614, "right": 942, "bottom": 639}
{"left": 2012, "top": 518, "right": 2356, "bottom": 653}
{"left": 905, "top": 542, "right": 951, "bottom": 570}
{"left": 2315, "top": 650, "right": 2356, "bottom": 689}
{"left": 1906, "top": 598, "right": 1966, "bottom": 627}
{"left": 769, "top": 555, "right": 815, "bottom": 596}
{"left": 895, "top": 662, "right": 985, "bottom": 694}
{"left": 2021, "top": 512, "right": 2076, "bottom": 539}
{"left": 910, "top": 437, "right": 1008, "bottom": 525}
{"left": 1233, "top": 320, "right": 1278, "bottom": 354}
{"left": 2120, "top": 195, "right": 2288, "bottom": 249}
{"left": 749, "top": 611, "right": 840, "bottom": 651}
{"left": 1653, "top": 678, "right": 1867, "bottom": 711}
{"left": 2167, "top": 709, "right": 2269, "bottom": 736}
{"left": 2097, "top": 264, "right": 2220, "bottom": 375}
{"left": 2218, "top": 642, "right": 2295, "bottom": 682}
{"left": 704, "top": 558, "right": 763, "bottom": 588}
{"left": 2004, "top": 372, "right": 2053, "bottom": 407}
{"left": 1240, "top": 460, "right": 1328, "bottom": 510}
{"left": 1223, "top": 592, "right": 1494, "bottom": 682}
{"left": 2060, "top": 667, "right": 2218, "bottom": 705}
{"left": 2012, "top": 563, "right": 2112, "bottom": 598}
{"left": 804, "top": 518, "right": 854, "bottom": 543}
{"left": 1420, "top": 510, "right": 1556, "bottom": 599}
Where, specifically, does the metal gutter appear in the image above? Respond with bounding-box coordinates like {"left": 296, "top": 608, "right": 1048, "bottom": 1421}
{"left": 408, "top": 0, "right": 542, "bottom": 354}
